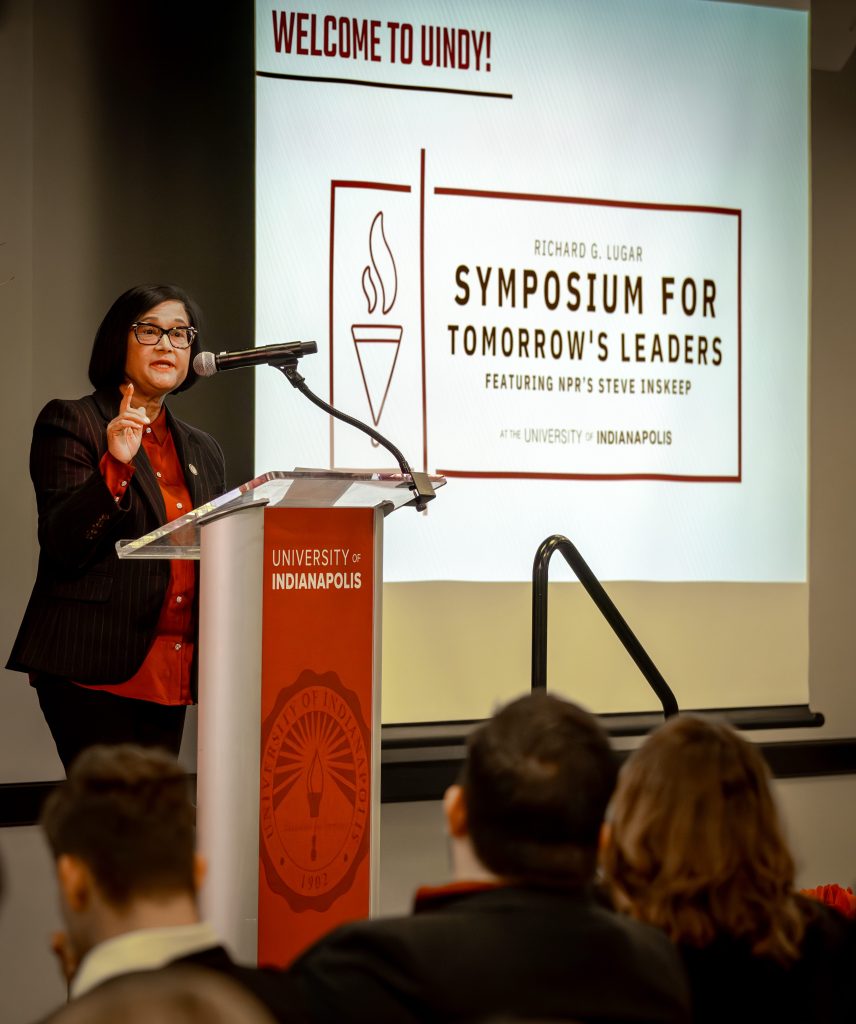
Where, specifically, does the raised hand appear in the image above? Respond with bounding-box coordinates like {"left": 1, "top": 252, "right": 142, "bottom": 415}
{"left": 106, "top": 383, "right": 150, "bottom": 464}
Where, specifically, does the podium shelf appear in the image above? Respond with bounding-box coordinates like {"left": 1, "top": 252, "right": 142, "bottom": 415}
{"left": 116, "top": 469, "right": 445, "bottom": 560}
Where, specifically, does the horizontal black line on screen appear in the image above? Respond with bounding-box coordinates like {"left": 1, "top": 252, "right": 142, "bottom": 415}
{"left": 381, "top": 705, "right": 825, "bottom": 750}
{"left": 256, "top": 70, "right": 513, "bottom": 99}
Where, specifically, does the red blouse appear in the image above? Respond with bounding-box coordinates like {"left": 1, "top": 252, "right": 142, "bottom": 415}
{"left": 73, "top": 410, "right": 196, "bottom": 705}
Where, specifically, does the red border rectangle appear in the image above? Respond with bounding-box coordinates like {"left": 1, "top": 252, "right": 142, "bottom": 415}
{"left": 431, "top": 186, "right": 742, "bottom": 483}
{"left": 329, "top": 179, "right": 414, "bottom": 470}
{"left": 328, "top": 164, "right": 741, "bottom": 483}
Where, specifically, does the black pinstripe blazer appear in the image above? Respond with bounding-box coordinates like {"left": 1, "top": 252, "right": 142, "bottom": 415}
{"left": 7, "top": 387, "right": 226, "bottom": 687}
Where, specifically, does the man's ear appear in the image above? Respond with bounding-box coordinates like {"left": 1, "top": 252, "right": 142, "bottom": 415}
{"left": 192, "top": 852, "right": 208, "bottom": 894}
{"left": 443, "top": 784, "right": 468, "bottom": 839}
{"left": 56, "top": 854, "right": 93, "bottom": 913}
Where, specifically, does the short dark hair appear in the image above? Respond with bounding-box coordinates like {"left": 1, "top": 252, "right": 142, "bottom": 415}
{"left": 40, "top": 745, "right": 196, "bottom": 906}
{"left": 461, "top": 693, "right": 617, "bottom": 886}
{"left": 88, "top": 284, "right": 204, "bottom": 393}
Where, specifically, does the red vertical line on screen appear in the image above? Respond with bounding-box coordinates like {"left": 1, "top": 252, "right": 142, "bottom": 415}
{"left": 329, "top": 183, "right": 337, "bottom": 468}
{"left": 420, "top": 149, "right": 428, "bottom": 471}
{"left": 737, "top": 210, "right": 742, "bottom": 482}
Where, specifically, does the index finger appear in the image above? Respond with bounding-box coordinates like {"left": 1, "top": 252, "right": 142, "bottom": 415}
{"left": 119, "top": 382, "right": 134, "bottom": 414}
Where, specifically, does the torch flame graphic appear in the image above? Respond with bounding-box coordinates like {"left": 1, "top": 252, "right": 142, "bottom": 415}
{"left": 361, "top": 211, "right": 398, "bottom": 315}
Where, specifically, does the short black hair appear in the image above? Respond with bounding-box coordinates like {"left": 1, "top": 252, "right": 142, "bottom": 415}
{"left": 461, "top": 692, "right": 617, "bottom": 886}
{"left": 88, "top": 283, "right": 204, "bottom": 393}
{"left": 40, "top": 745, "right": 196, "bottom": 906}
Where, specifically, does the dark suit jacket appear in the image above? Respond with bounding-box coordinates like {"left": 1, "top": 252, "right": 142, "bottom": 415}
{"left": 7, "top": 388, "right": 225, "bottom": 687}
{"left": 679, "top": 901, "right": 856, "bottom": 1024}
{"left": 174, "top": 945, "right": 308, "bottom": 1023}
{"left": 289, "top": 883, "right": 692, "bottom": 1024}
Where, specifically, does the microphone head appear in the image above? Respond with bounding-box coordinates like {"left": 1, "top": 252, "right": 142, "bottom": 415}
{"left": 193, "top": 351, "right": 217, "bottom": 377}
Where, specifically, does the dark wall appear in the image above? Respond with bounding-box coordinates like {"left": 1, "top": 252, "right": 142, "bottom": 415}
{"left": 0, "top": 0, "right": 258, "bottom": 783}
{"left": 88, "top": 0, "right": 256, "bottom": 486}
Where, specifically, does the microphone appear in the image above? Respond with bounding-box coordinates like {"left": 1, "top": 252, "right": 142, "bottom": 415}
{"left": 193, "top": 341, "right": 317, "bottom": 377}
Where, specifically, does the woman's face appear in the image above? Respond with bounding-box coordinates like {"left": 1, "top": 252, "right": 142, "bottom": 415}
{"left": 124, "top": 299, "right": 192, "bottom": 400}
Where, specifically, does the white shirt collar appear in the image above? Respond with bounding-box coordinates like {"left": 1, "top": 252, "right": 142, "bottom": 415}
{"left": 71, "top": 920, "right": 221, "bottom": 998}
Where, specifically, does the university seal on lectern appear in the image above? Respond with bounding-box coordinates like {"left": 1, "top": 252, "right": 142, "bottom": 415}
{"left": 259, "top": 668, "right": 371, "bottom": 912}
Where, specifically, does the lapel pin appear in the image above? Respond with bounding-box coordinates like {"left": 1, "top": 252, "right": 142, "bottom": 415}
{"left": 189, "top": 463, "right": 199, "bottom": 476}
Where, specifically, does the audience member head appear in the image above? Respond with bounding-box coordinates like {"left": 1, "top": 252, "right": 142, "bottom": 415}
{"left": 445, "top": 692, "right": 617, "bottom": 887}
{"left": 602, "top": 715, "right": 806, "bottom": 962}
{"left": 47, "top": 966, "right": 276, "bottom": 1024}
{"left": 40, "top": 745, "right": 202, "bottom": 962}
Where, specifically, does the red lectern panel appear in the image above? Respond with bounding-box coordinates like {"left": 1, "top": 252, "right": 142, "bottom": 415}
{"left": 258, "top": 506, "right": 377, "bottom": 966}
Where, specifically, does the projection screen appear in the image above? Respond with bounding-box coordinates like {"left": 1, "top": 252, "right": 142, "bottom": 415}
{"left": 255, "top": 0, "right": 809, "bottom": 722}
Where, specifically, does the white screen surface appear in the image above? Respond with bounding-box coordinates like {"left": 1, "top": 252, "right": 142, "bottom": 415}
{"left": 255, "top": 1, "right": 809, "bottom": 718}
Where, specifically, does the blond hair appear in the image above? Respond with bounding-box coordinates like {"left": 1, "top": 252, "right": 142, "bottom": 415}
{"left": 602, "top": 716, "right": 807, "bottom": 963}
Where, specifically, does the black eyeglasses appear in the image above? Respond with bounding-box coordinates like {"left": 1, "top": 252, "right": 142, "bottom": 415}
{"left": 131, "top": 322, "right": 198, "bottom": 349}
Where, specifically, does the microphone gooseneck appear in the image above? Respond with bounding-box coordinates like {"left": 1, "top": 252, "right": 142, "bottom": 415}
{"left": 193, "top": 340, "right": 435, "bottom": 511}
{"left": 275, "top": 363, "right": 436, "bottom": 512}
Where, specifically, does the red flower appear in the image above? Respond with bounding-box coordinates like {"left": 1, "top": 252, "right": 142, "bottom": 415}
{"left": 801, "top": 884, "right": 856, "bottom": 919}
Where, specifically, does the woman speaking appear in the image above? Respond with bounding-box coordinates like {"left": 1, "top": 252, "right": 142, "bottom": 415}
{"left": 8, "top": 284, "right": 225, "bottom": 771}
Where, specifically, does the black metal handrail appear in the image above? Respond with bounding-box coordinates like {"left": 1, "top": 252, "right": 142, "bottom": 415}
{"left": 532, "top": 534, "right": 679, "bottom": 718}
